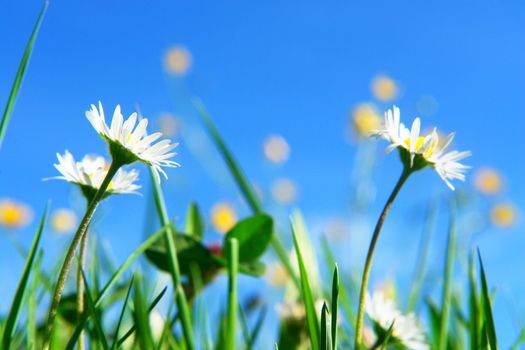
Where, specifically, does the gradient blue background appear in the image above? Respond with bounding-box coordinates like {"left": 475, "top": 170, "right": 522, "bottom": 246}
{"left": 1, "top": 1, "right": 524, "bottom": 347}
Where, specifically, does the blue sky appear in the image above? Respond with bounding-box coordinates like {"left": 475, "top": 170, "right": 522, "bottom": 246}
{"left": 1, "top": 0, "right": 524, "bottom": 347}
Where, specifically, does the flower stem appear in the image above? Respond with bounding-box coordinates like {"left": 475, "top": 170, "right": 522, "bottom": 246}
{"left": 354, "top": 168, "right": 411, "bottom": 349}
{"left": 43, "top": 160, "right": 121, "bottom": 349}
{"left": 76, "top": 229, "right": 89, "bottom": 350}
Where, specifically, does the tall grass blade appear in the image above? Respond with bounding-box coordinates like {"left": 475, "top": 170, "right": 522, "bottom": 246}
{"left": 192, "top": 97, "right": 299, "bottom": 288}
{"left": 185, "top": 201, "right": 204, "bottom": 239}
{"left": 320, "top": 302, "right": 332, "bottom": 350}
{"left": 110, "top": 276, "right": 134, "bottom": 350}
{"left": 331, "top": 265, "right": 339, "bottom": 350}
{"left": 79, "top": 268, "right": 110, "bottom": 350}
{"left": 438, "top": 201, "right": 456, "bottom": 350}
{"left": 478, "top": 249, "right": 498, "bottom": 350}
{"left": 226, "top": 238, "right": 239, "bottom": 350}
{"left": 27, "top": 251, "right": 42, "bottom": 350}
{"left": 379, "top": 321, "right": 395, "bottom": 350}
{"left": 1, "top": 204, "right": 47, "bottom": 350}
{"left": 0, "top": 1, "right": 49, "bottom": 148}
{"left": 291, "top": 220, "right": 320, "bottom": 350}
{"left": 468, "top": 250, "right": 480, "bottom": 350}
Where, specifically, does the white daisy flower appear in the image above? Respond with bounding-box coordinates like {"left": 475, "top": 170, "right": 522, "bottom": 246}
{"left": 366, "top": 290, "right": 429, "bottom": 350}
{"left": 52, "top": 151, "right": 140, "bottom": 198}
{"left": 372, "top": 106, "right": 471, "bottom": 190}
{"left": 85, "top": 102, "right": 180, "bottom": 183}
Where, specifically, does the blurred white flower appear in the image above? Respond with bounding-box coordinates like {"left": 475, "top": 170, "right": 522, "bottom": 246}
{"left": 372, "top": 106, "right": 471, "bottom": 190}
{"left": 51, "top": 208, "right": 77, "bottom": 234}
{"left": 366, "top": 290, "right": 429, "bottom": 350}
{"left": 371, "top": 75, "right": 398, "bottom": 102}
{"left": 164, "top": 46, "right": 192, "bottom": 75}
{"left": 149, "top": 310, "right": 165, "bottom": 341}
{"left": 52, "top": 151, "right": 140, "bottom": 195}
{"left": 86, "top": 102, "right": 179, "bottom": 183}
{"left": 263, "top": 135, "right": 290, "bottom": 164}
{"left": 271, "top": 178, "right": 298, "bottom": 204}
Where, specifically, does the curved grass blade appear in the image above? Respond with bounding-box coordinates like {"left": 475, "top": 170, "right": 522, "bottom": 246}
{"left": 468, "top": 250, "right": 480, "bottom": 350}
{"left": 478, "top": 249, "right": 498, "bottom": 350}
{"left": 27, "top": 251, "right": 43, "bottom": 350}
{"left": 185, "top": 202, "right": 204, "bottom": 239}
{"left": 1, "top": 204, "right": 48, "bottom": 350}
{"left": 192, "top": 97, "right": 299, "bottom": 288}
{"left": 0, "top": 0, "right": 49, "bottom": 148}
{"left": 292, "top": 220, "right": 320, "bottom": 350}
{"left": 65, "top": 226, "right": 168, "bottom": 349}
{"left": 438, "top": 201, "right": 456, "bottom": 350}
{"left": 246, "top": 305, "right": 267, "bottom": 350}
{"left": 110, "top": 276, "right": 134, "bottom": 350}
{"left": 320, "top": 302, "right": 332, "bottom": 350}
{"left": 133, "top": 280, "right": 155, "bottom": 350}
{"left": 79, "top": 268, "right": 109, "bottom": 350}
{"left": 331, "top": 265, "right": 339, "bottom": 350}
{"left": 379, "top": 321, "right": 395, "bottom": 350}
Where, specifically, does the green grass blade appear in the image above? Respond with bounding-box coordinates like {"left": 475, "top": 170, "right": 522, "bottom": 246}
{"left": 246, "top": 305, "right": 267, "bottom": 350}
{"left": 27, "top": 251, "right": 42, "bottom": 350}
{"left": 226, "top": 238, "right": 239, "bottom": 350}
{"left": 438, "top": 201, "right": 456, "bottom": 350}
{"left": 185, "top": 201, "right": 204, "bottom": 239}
{"left": 291, "top": 220, "right": 320, "bottom": 350}
{"left": 469, "top": 250, "right": 480, "bottom": 350}
{"left": 331, "top": 265, "right": 339, "bottom": 350}
{"left": 133, "top": 280, "right": 155, "bottom": 350}
{"left": 65, "top": 225, "right": 169, "bottom": 349}
{"left": 510, "top": 328, "right": 525, "bottom": 350}
{"left": 478, "top": 249, "right": 498, "bottom": 350}
{"left": 116, "top": 286, "right": 168, "bottom": 347}
{"left": 320, "top": 302, "right": 332, "bottom": 350}
{"left": 192, "top": 97, "right": 299, "bottom": 288}
{"left": 1, "top": 204, "right": 48, "bottom": 350}
{"left": 0, "top": 0, "right": 48, "bottom": 148}
{"left": 110, "top": 276, "right": 134, "bottom": 350}
{"left": 379, "top": 321, "right": 395, "bottom": 350}
{"left": 79, "top": 268, "right": 110, "bottom": 350}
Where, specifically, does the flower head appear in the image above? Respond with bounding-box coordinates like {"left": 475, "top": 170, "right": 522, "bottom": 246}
{"left": 210, "top": 202, "right": 237, "bottom": 233}
{"left": 474, "top": 168, "right": 503, "bottom": 195}
{"left": 366, "top": 290, "right": 429, "bottom": 350}
{"left": 490, "top": 202, "right": 517, "bottom": 228}
{"left": 52, "top": 151, "right": 140, "bottom": 199}
{"left": 86, "top": 102, "right": 179, "bottom": 183}
{"left": 372, "top": 106, "right": 471, "bottom": 190}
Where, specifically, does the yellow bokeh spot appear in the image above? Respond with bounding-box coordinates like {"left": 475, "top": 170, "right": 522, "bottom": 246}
{"left": 371, "top": 75, "right": 398, "bottom": 102}
{"left": 490, "top": 203, "right": 517, "bottom": 228}
{"left": 0, "top": 199, "right": 32, "bottom": 229}
{"left": 164, "top": 46, "right": 192, "bottom": 75}
{"left": 351, "top": 103, "right": 381, "bottom": 137}
{"left": 474, "top": 168, "right": 503, "bottom": 195}
{"left": 263, "top": 135, "right": 290, "bottom": 164}
{"left": 211, "top": 202, "right": 237, "bottom": 233}
{"left": 271, "top": 178, "right": 298, "bottom": 204}
{"left": 51, "top": 208, "right": 78, "bottom": 234}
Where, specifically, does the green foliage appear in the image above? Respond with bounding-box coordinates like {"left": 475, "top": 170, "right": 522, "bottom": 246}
{"left": 223, "top": 214, "right": 273, "bottom": 263}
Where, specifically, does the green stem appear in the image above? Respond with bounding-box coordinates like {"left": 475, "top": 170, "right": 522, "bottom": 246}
{"left": 226, "top": 238, "right": 239, "bottom": 350}
{"left": 150, "top": 168, "right": 195, "bottom": 350}
{"left": 43, "top": 160, "right": 121, "bottom": 349}
{"left": 354, "top": 168, "right": 411, "bottom": 349}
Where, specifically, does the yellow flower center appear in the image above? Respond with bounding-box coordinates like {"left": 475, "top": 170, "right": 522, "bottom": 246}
{"left": 0, "top": 201, "right": 31, "bottom": 228}
{"left": 490, "top": 203, "right": 516, "bottom": 228}
{"left": 211, "top": 203, "right": 237, "bottom": 233}
{"left": 404, "top": 136, "right": 436, "bottom": 158}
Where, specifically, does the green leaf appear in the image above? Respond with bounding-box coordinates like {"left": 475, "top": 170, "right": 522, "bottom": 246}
{"left": 0, "top": 1, "right": 48, "bottom": 148}
{"left": 1, "top": 204, "right": 47, "bottom": 350}
{"left": 223, "top": 214, "right": 273, "bottom": 263}
{"left": 292, "top": 220, "right": 320, "bottom": 350}
{"left": 438, "top": 201, "right": 456, "bottom": 350}
{"left": 192, "top": 97, "right": 299, "bottom": 288}
{"left": 378, "top": 321, "right": 395, "bottom": 350}
{"left": 469, "top": 251, "right": 480, "bottom": 350}
{"left": 320, "top": 302, "right": 332, "bottom": 350}
{"left": 331, "top": 265, "right": 339, "bottom": 350}
{"left": 478, "top": 249, "right": 498, "bottom": 350}
{"left": 185, "top": 202, "right": 204, "bottom": 239}
{"left": 132, "top": 280, "right": 155, "bottom": 350}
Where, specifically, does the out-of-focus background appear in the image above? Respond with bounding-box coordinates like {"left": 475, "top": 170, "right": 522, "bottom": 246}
{"left": 1, "top": 1, "right": 523, "bottom": 347}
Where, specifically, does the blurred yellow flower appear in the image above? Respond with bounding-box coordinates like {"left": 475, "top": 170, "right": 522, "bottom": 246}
{"left": 263, "top": 135, "right": 290, "bottom": 164}
{"left": 474, "top": 168, "right": 503, "bottom": 195}
{"left": 351, "top": 103, "right": 381, "bottom": 137}
{"left": 266, "top": 262, "right": 289, "bottom": 287}
{"left": 211, "top": 202, "right": 237, "bottom": 233}
{"left": 164, "top": 46, "right": 192, "bottom": 75}
{"left": 490, "top": 203, "right": 517, "bottom": 228}
{"left": 371, "top": 75, "right": 398, "bottom": 102}
{"left": 0, "top": 199, "right": 32, "bottom": 229}
{"left": 149, "top": 310, "right": 165, "bottom": 341}
{"left": 377, "top": 280, "right": 397, "bottom": 300}
{"left": 271, "top": 178, "right": 298, "bottom": 204}
{"left": 157, "top": 112, "right": 180, "bottom": 137}
{"left": 51, "top": 208, "right": 77, "bottom": 234}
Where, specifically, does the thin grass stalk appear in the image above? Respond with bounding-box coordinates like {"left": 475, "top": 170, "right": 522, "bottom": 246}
{"left": 149, "top": 167, "right": 195, "bottom": 350}
{"left": 43, "top": 160, "right": 121, "bottom": 349}
{"left": 354, "top": 168, "right": 411, "bottom": 348}
{"left": 226, "top": 238, "right": 239, "bottom": 350}
{"left": 76, "top": 230, "right": 89, "bottom": 350}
